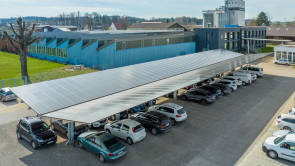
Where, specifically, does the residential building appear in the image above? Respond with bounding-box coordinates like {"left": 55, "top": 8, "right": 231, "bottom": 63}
{"left": 128, "top": 22, "right": 187, "bottom": 31}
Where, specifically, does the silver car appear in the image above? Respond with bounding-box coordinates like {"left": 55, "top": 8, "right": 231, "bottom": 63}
{"left": 104, "top": 119, "right": 146, "bottom": 145}
{"left": 148, "top": 103, "right": 187, "bottom": 126}
{"left": 0, "top": 88, "right": 17, "bottom": 102}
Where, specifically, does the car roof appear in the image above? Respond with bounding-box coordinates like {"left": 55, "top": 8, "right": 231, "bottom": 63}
{"left": 190, "top": 89, "right": 211, "bottom": 94}
{"left": 1, "top": 88, "right": 11, "bottom": 92}
{"left": 79, "top": 131, "right": 101, "bottom": 138}
{"left": 145, "top": 111, "right": 168, "bottom": 120}
{"left": 120, "top": 119, "right": 140, "bottom": 127}
{"left": 21, "top": 116, "right": 43, "bottom": 124}
{"left": 285, "top": 134, "right": 295, "bottom": 142}
{"left": 160, "top": 103, "right": 183, "bottom": 110}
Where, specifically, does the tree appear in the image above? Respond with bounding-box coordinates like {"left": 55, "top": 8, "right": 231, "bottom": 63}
{"left": 256, "top": 12, "right": 271, "bottom": 26}
{"left": 3, "top": 17, "right": 38, "bottom": 84}
{"left": 247, "top": 19, "right": 257, "bottom": 26}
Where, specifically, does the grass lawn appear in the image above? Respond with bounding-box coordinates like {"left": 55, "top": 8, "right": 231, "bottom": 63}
{"left": 260, "top": 44, "right": 275, "bottom": 53}
{"left": 0, "top": 51, "right": 97, "bottom": 86}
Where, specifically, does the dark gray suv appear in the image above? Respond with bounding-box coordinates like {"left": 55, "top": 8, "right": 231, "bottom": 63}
{"left": 16, "top": 117, "right": 57, "bottom": 149}
{"left": 180, "top": 89, "right": 216, "bottom": 105}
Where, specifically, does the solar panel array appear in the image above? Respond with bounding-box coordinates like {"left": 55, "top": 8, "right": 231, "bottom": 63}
{"left": 12, "top": 50, "right": 268, "bottom": 123}
{"left": 43, "top": 52, "right": 269, "bottom": 123}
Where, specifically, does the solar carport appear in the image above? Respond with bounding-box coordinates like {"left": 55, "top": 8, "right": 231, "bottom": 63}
{"left": 11, "top": 49, "right": 269, "bottom": 144}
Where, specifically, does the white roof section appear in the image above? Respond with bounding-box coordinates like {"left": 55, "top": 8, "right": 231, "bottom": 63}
{"left": 12, "top": 50, "right": 269, "bottom": 123}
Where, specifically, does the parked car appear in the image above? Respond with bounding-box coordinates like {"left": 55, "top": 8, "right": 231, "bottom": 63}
{"left": 273, "top": 130, "right": 293, "bottom": 137}
{"left": 227, "top": 72, "right": 252, "bottom": 85}
{"left": 235, "top": 71, "right": 257, "bottom": 82}
{"left": 275, "top": 59, "right": 290, "bottom": 65}
{"left": 77, "top": 131, "right": 127, "bottom": 162}
{"left": 276, "top": 114, "right": 295, "bottom": 131}
{"left": 210, "top": 83, "right": 232, "bottom": 96}
{"left": 262, "top": 133, "right": 295, "bottom": 162}
{"left": 0, "top": 88, "right": 17, "bottom": 102}
{"left": 222, "top": 76, "right": 242, "bottom": 87}
{"left": 51, "top": 120, "right": 88, "bottom": 137}
{"left": 112, "top": 111, "right": 129, "bottom": 121}
{"left": 199, "top": 85, "right": 222, "bottom": 97}
{"left": 91, "top": 118, "right": 108, "bottom": 129}
{"left": 288, "top": 108, "right": 295, "bottom": 115}
{"left": 16, "top": 117, "right": 57, "bottom": 149}
{"left": 215, "top": 80, "right": 238, "bottom": 91}
{"left": 179, "top": 89, "right": 216, "bottom": 105}
{"left": 130, "top": 111, "right": 171, "bottom": 135}
{"left": 148, "top": 103, "right": 187, "bottom": 126}
{"left": 104, "top": 119, "right": 146, "bottom": 145}
{"left": 242, "top": 66, "right": 264, "bottom": 77}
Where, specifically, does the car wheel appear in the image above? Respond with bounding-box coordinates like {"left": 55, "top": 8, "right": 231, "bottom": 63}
{"left": 267, "top": 150, "right": 278, "bottom": 159}
{"left": 17, "top": 132, "right": 22, "bottom": 140}
{"left": 242, "top": 82, "right": 246, "bottom": 86}
{"left": 181, "top": 96, "right": 187, "bottom": 101}
{"left": 170, "top": 119, "right": 176, "bottom": 126}
{"left": 99, "top": 154, "right": 105, "bottom": 163}
{"left": 31, "top": 141, "right": 37, "bottom": 150}
{"left": 151, "top": 128, "right": 158, "bottom": 135}
{"left": 78, "top": 141, "right": 83, "bottom": 148}
{"left": 106, "top": 129, "right": 111, "bottom": 134}
{"left": 127, "top": 137, "right": 134, "bottom": 145}
{"left": 283, "top": 126, "right": 292, "bottom": 131}
{"left": 200, "top": 100, "right": 207, "bottom": 105}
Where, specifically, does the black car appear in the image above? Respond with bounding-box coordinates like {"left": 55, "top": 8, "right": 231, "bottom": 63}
{"left": 16, "top": 117, "right": 57, "bottom": 149}
{"left": 210, "top": 83, "right": 232, "bottom": 95}
{"left": 199, "top": 85, "right": 222, "bottom": 97}
{"left": 130, "top": 111, "right": 171, "bottom": 135}
{"left": 180, "top": 89, "right": 216, "bottom": 105}
{"left": 51, "top": 120, "right": 88, "bottom": 138}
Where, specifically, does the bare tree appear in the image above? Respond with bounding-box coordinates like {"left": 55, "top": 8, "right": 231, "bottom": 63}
{"left": 3, "top": 17, "right": 38, "bottom": 84}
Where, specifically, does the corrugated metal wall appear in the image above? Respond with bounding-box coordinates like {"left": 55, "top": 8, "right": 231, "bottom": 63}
{"left": 29, "top": 40, "right": 196, "bottom": 70}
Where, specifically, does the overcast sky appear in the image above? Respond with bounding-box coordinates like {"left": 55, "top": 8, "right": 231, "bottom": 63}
{"left": 0, "top": 0, "right": 294, "bottom": 21}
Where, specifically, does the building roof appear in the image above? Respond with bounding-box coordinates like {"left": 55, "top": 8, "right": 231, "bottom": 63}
{"left": 128, "top": 22, "right": 187, "bottom": 31}
{"left": 11, "top": 50, "right": 269, "bottom": 123}
{"left": 267, "top": 26, "right": 295, "bottom": 37}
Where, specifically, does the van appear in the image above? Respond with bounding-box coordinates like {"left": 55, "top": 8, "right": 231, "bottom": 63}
{"left": 242, "top": 66, "right": 264, "bottom": 77}
{"left": 227, "top": 72, "right": 252, "bottom": 85}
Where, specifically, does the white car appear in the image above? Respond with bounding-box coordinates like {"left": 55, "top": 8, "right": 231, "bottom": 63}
{"left": 216, "top": 80, "right": 238, "bottom": 91}
{"left": 0, "top": 88, "right": 17, "bottom": 102}
{"left": 148, "top": 103, "right": 187, "bottom": 125}
{"left": 289, "top": 108, "right": 295, "bottom": 115}
{"left": 235, "top": 70, "right": 257, "bottom": 82}
{"left": 276, "top": 114, "right": 295, "bottom": 131}
{"left": 273, "top": 130, "right": 293, "bottom": 137}
{"left": 242, "top": 66, "right": 264, "bottom": 77}
{"left": 263, "top": 133, "right": 295, "bottom": 162}
{"left": 227, "top": 72, "right": 252, "bottom": 85}
{"left": 275, "top": 59, "right": 290, "bottom": 65}
{"left": 91, "top": 118, "right": 108, "bottom": 128}
{"left": 221, "top": 76, "right": 242, "bottom": 87}
{"left": 104, "top": 119, "right": 146, "bottom": 145}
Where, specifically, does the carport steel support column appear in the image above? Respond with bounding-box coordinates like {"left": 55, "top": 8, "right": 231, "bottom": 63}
{"left": 173, "top": 90, "right": 178, "bottom": 100}
{"left": 67, "top": 122, "right": 75, "bottom": 145}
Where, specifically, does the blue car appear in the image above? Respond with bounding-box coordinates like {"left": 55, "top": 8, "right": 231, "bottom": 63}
{"left": 77, "top": 131, "right": 127, "bottom": 162}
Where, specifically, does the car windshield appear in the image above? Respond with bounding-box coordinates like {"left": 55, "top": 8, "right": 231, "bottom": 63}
{"left": 31, "top": 122, "right": 49, "bottom": 133}
{"left": 274, "top": 135, "right": 286, "bottom": 144}
{"left": 177, "top": 108, "right": 185, "bottom": 114}
{"left": 104, "top": 137, "right": 120, "bottom": 149}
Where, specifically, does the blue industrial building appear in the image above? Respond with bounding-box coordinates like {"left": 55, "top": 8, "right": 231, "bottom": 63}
{"left": 28, "top": 30, "right": 196, "bottom": 70}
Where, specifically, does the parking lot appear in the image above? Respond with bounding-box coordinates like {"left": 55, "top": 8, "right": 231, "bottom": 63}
{"left": 1, "top": 56, "right": 295, "bottom": 166}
